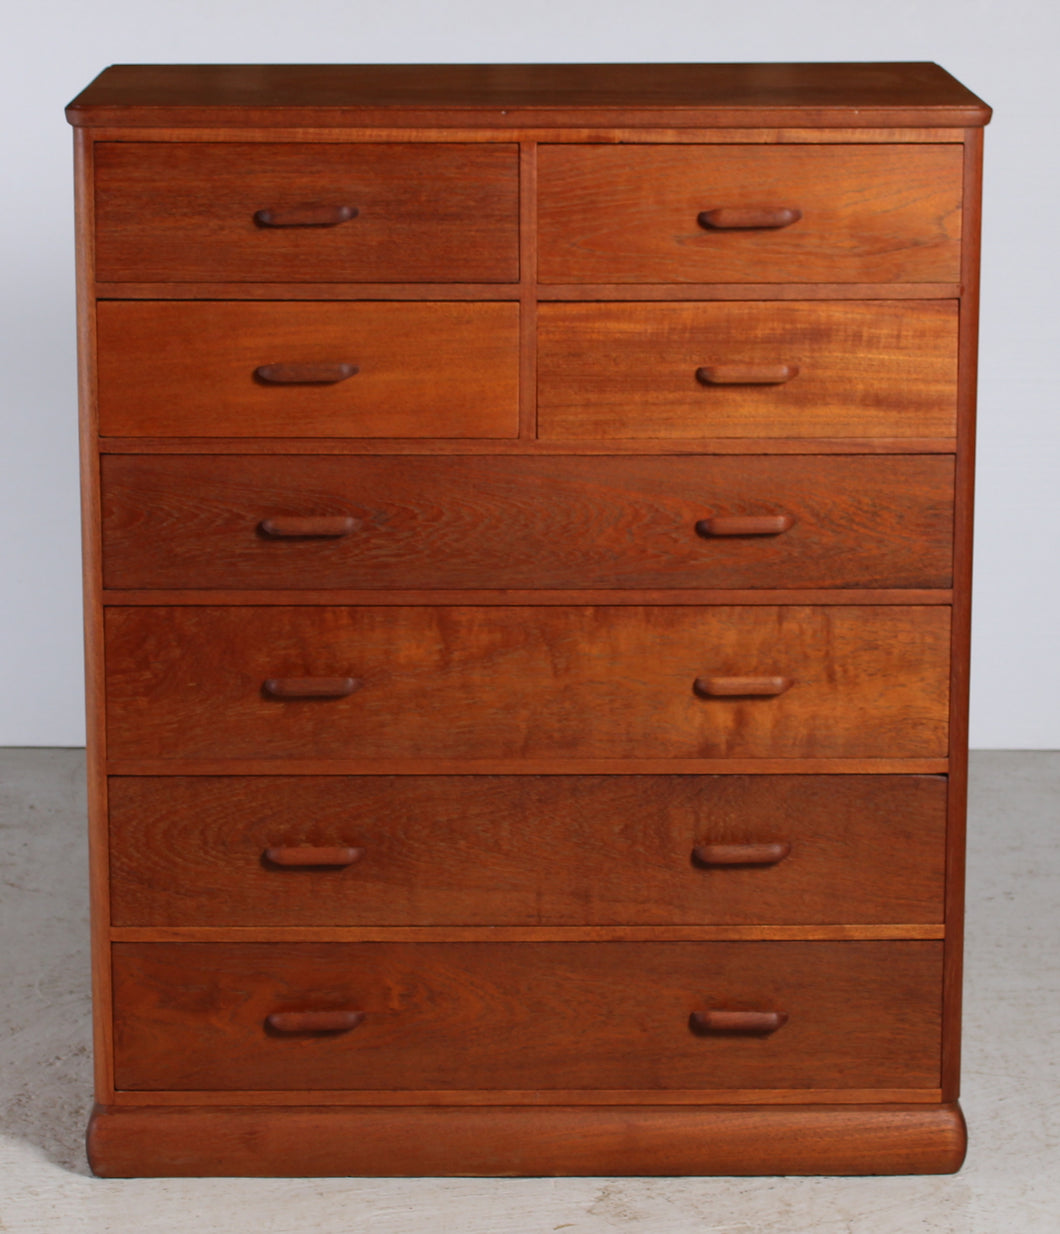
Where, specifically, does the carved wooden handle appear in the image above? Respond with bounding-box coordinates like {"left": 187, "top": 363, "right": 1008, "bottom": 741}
{"left": 263, "top": 677, "right": 361, "bottom": 699}
{"left": 254, "top": 205, "right": 359, "bottom": 228}
{"left": 264, "top": 846, "right": 365, "bottom": 868}
{"left": 696, "top": 364, "right": 799, "bottom": 386}
{"left": 695, "top": 514, "right": 794, "bottom": 538}
{"left": 690, "top": 1009, "right": 788, "bottom": 1036}
{"left": 255, "top": 363, "right": 358, "bottom": 384}
{"left": 265, "top": 1010, "right": 365, "bottom": 1034}
{"left": 259, "top": 516, "right": 360, "bottom": 539}
{"left": 698, "top": 206, "right": 802, "bottom": 230}
{"left": 692, "top": 842, "right": 792, "bottom": 867}
{"left": 694, "top": 676, "right": 793, "bottom": 698}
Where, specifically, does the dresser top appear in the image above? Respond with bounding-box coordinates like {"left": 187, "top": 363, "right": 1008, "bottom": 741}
{"left": 66, "top": 62, "right": 990, "bottom": 130}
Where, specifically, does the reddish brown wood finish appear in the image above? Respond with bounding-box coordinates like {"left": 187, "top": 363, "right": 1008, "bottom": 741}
{"left": 110, "top": 940, "right": 943, "bottom": 1091}
{"left": 96, "top": 301, "right": 520, "bottom": 438}
{"left": 69, "top": 61, "right": 986, "bottom": 1178}
{"left": 86, "top": 1101, "right": 968, "bottom": 1176}
{"left": 942, "top": 126, "right": 986, "bottom": 1101}
{"left": 102, "top": 605, "right": 951, "bottom": 761}
{"left": 94, "top": 142, "right": 519, "bottom": 283}
{"left": 539, "top": 144, "right": 963, "bottom": 284}
{"left": 538, "top": 301, "right": 957, "bottom": 439}
{"left": 100, "top": 454, "right": 955, "bottom": 591}
{"left": 74, "top": 129, "right": 117, "bottom": 1103}
{"left": 106, "top": 774, "right": 947, "bottom": 927}
{"left": 66, "top": 63, "right": 991, "bottom": 130}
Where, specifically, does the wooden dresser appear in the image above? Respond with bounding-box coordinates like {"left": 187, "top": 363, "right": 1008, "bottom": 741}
{"left": 67, "top": 63, "right": 990, "bottom": 1177}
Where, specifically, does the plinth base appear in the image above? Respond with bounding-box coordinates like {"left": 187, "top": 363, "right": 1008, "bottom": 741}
{"left": 87, "top": 1101, "right": 967, "bottom": 1177}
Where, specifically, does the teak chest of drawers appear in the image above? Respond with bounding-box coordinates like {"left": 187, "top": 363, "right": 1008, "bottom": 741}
{"left": 67, "top": 62, "right": 990, "bottom": 1177}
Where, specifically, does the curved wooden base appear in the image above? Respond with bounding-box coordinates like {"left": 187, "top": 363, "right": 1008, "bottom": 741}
{"left": 87, "top": 1101, "right": 967, "bottom": 1177}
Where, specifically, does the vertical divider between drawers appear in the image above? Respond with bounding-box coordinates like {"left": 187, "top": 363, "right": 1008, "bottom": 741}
{"left": 518, "top": 141, "right": 538, "bottom": 441}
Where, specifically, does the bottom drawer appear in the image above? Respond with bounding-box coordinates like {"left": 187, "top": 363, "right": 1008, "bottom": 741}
{"left": 112, "top": 941, "right": 943, "bottom": 1092}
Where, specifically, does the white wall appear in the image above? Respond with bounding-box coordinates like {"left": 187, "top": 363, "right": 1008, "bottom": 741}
{"left": 1, "top": 0, "right": 1056, "bottom": 747}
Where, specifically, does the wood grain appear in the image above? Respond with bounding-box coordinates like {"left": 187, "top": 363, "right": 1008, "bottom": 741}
{"left": 107, "top": 773, "right": 947, "bottom": 927}
{"left": 542, "top": 298, "right": 957, "bottom": 439}
{"left": 103, "top": 604, "right": 952, "bottom": 761}
{"left": 94, "top": 142, "right": 519, "bottom": 283}
{"left": 86, "top": 1100, "right": 968, "bottom": 1176}
{"left": 100, "top": 453, "right": 955, "bottom": 590}
{"left": 538, "top": 144, "right": 963, "bottom": 283}
{"left": 538, "top": 301, "right": 957, "bottom": 439}
{"left": 96, "top": 280, "right": 962, "bottom": 301}
{"left": 96, "top": 436, "right": 959, "bottom": 455}
{"left": 110, "top": 926, "right": 947, "bottom": 944}
{"left": 101, "top": 1084, "right": 947, "bottom": 1106}
{"left": 66, "top": 62, "right": 991, "bottom": 129}
{"left": 110, "top": 940, "right": 943, "bottom": 1092}
{"left": 74, "top": 128, "right": 116, "bottom": 1102}
{"left": 99, "top": 590, "right": 955, "bottom": 608}
{"left": 96, "top": 302, "right": 520, "bottom": 438}
{"left": 943, "top": 126, "right": 987, "bottom": 1101}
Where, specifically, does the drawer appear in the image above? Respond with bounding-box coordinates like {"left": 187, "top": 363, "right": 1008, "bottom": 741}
{"left": 109, "top": 774, "right": 947, "bottom": 927}
{"left": 104, "top": 605, "right": 950, "bottom": 761}
{"left": 111, "top": 941, "right": 943, "bottom": 1091}
{"left": 94, "top": 142, "right": 519, "bottom": 283}
{"left": 538, "top": 144, "right": 962, "bottom": 283}
{"left": 101, "top": 454, "right": 955, "bottom": 591}
{"left": 538, "top": 301, "right": 957, "bottom": 440}
{"left": 96, "top": 302, "right": 519, "bottom": 438}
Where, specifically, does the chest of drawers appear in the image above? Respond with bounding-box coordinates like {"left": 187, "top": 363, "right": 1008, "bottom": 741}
{"left": 67, "top": 62, "right": 990, "bottom": 1177}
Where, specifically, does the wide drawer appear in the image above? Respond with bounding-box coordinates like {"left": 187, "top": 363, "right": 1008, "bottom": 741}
{"left": 96, "top": 302, "right": 520, "bottom": 438}
{"left": 111, "top": 941, "right": 943, "bottom": 1091}
{"left": 538, "top": 301, "right": 957, "bottom": 439}
{"left": 538, "top": 144, "right": 963, "bottom": 283}
{"left": 94, "top": 142, "right": 519, "bottom": 283}
{"left": 103, "top": 605, "right": 951, "bottom": 760}
{"left": 108, "top": 774, "right": 947, "bottom": 927}
{"left": 100, "top": 454, "right": 955, "bottom": 591}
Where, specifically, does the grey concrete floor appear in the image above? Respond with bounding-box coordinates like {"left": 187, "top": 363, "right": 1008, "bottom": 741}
{"left": 0, "top": 749, "right": 1056, "bottom": 1232}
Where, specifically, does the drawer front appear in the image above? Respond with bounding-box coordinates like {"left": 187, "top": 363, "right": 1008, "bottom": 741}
{"left": 109, "top": 774, "right": 947, "bottom": 927}
{"left": 111, "top": 941, "right": 943, "bottom": 1091}
{"left": 95, "top": 142, "right": 520, "bottom": 283}
{"left": 538, "top": 144, "right": 962, "bottom": 284}
{"left": 104, "top": 605, "right": 950, "bottom": 760}
{"left": 538, "top": 301, "right": 957, "bottom": 440}
{"left": 101, "top": 454, "right": 955, "bottom": 591}
{"left": 97, "top": 302, "right": 520, "bottom": 438}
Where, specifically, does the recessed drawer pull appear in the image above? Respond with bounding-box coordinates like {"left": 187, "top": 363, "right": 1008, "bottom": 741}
{"left": 265, "top": 1010, "right": 365, "bottom": 1035}
{"left": 264, "top": 845, "right": 365, "bottom": 868}
{"left": 694, "top": 676, "right": 793, "bottom": 698}
{"left": 697, "top": 206, "right": 802, "bottom": 230}
{"left": 695, "top": 514, "right": 794, "bottom": 538}
{"left": 689, "top": 1009, "right": 788, "bottom": 1036}
{"left": 255, "top": 362, "right": 359, "bottom": 385}
{"left": 254, "top": 204, "right": 359, "bottom": 228}
{"left": 259, "top": 515, "right": 360, "bottom": 539}
{"left": 263, "top": 676, "right": 361, "bottom": 699}
{"left": 696, "top": 363, "right": 799, "bottom": 386}
{"left": 692, "top": 842, "right": 792, "bottom": 867}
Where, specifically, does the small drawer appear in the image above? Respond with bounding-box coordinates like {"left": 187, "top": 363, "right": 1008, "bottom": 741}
{"left": 100, "top": 454, "right": 955, "bottom": 591}
{"left": 538, "top": 301, "right": 958, "bottom": 440}
{"left": 94, "top": 142, "right": 519, "bottom": 283}
{"left": 108, "top": 774, "right": 947, "bottom": 927}
{"left": 538, "top": 144, "right": 962, "bottom": 284}
{"left": 111, "top": 940, "right": 944, "bottom": 1092}
{"left": 96, "top": 302, "right": 519, "bottom": 438}
{"left": 103, "top": 604, "right": 951, "bottom": 761}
